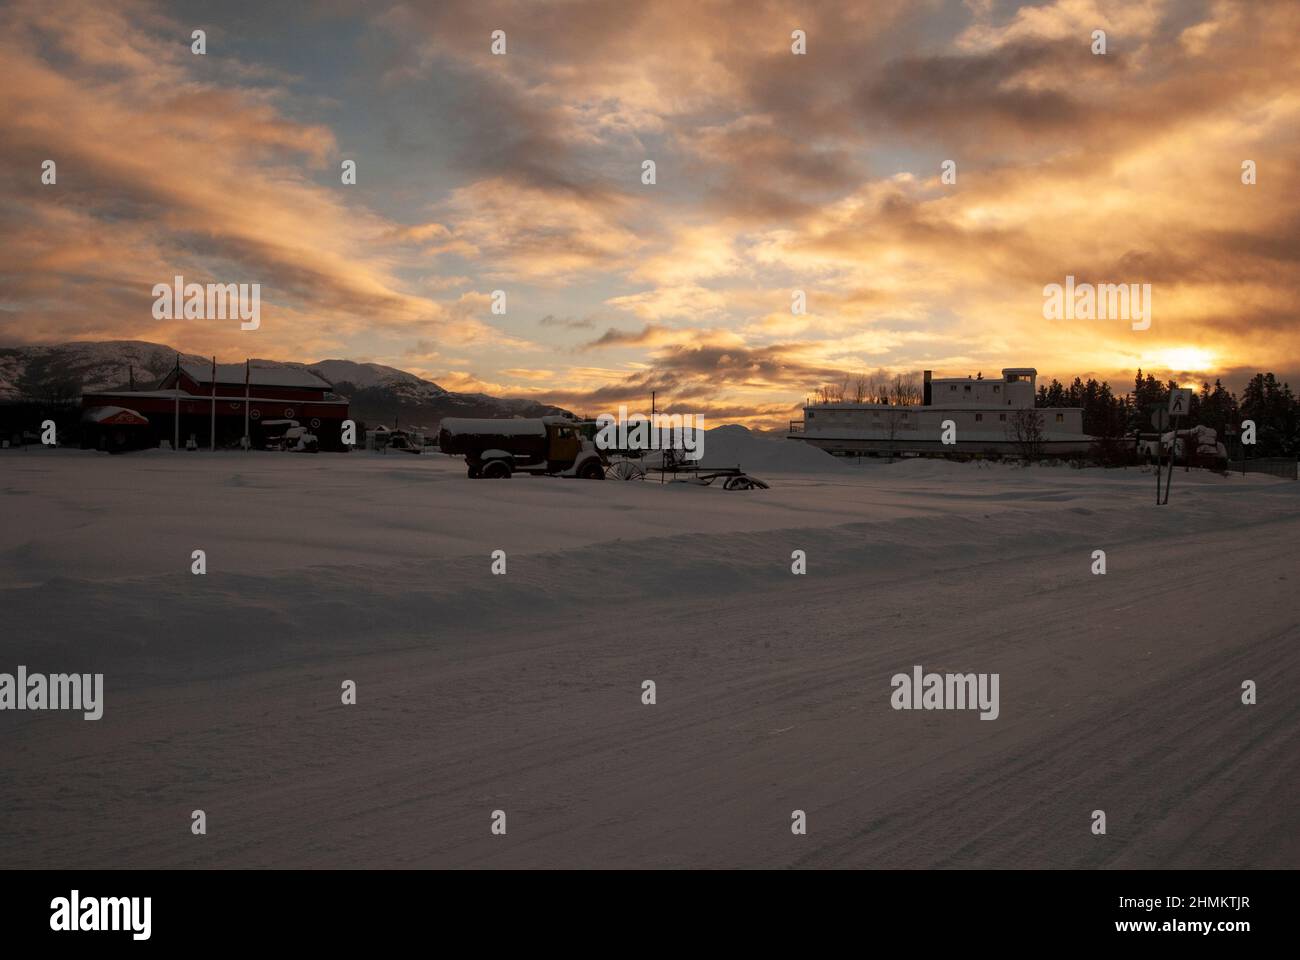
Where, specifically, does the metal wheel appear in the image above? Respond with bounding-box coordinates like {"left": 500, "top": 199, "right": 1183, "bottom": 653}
{"left": 481, "top": 459, "right": 512, "bottom": 479}
{"left": 723, "top": 475, "right": 768, "bottom": 490}
{"left": 605, "top": 459, "right": 645, "bottom": 481}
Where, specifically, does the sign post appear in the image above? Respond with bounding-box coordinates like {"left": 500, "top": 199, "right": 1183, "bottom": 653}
{"left": 1162, "top": 389, "right": 1193, "bottom": 504}
{"left": 1151, "top": 407, "right": 1168, "bottom": 505}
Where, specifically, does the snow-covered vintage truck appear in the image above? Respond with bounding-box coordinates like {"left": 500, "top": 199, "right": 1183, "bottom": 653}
{"left": 438, "top": 417, "right": 607, "bottom": 479}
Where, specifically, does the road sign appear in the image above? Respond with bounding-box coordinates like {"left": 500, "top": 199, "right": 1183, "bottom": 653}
{"left": 1160, "top": 388, "right": 1193, "bottom": 506}
{"left": 1151, "top": 408, "right": 1169, "bottom": 431}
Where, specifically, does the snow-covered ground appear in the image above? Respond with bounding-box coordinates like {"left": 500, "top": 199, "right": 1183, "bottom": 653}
{"left": 1, "top": 444, "right": 1297, "bottom": 868}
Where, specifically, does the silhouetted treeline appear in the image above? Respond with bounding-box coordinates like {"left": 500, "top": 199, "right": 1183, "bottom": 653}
{"left": 1035, "top": 370, "right": 1299, "bottom": 456}
{"left": 1035, "top": 376, "right": 1129, "bottom": 439}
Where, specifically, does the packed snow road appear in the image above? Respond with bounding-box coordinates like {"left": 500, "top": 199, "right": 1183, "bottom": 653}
{"left": 1, "top": 448, "right": 1296, "bottom": 868}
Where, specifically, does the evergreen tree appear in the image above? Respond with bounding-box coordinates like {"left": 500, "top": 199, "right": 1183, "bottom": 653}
{"left": 1240, "top": 373, "right": 1298, "bottom": 456}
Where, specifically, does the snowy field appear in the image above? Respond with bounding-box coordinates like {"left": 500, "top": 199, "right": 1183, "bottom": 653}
{"left": 1, "top": 436, "right": 1298, "bottom": 868}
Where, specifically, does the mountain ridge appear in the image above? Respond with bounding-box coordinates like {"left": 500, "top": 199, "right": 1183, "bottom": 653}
{"left": 0, "top": 340, "right": 572, "bottom": 427}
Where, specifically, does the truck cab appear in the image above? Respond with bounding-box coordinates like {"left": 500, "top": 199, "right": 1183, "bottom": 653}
{"left": 547, "top": 421, "right": 582, "bottom": 468}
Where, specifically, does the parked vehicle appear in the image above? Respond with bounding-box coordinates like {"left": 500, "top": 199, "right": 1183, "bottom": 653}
{"left": 1134, "top": 425, "right": 1227, "bottom": 469}
{"left": 385, "top": 430, "right": 422, "bottom": 454}
{"left": 261, "top": 419, "right": 318, "bottom": 452}
{"left": 438, "top": 417, "right": 606, "bottom": 479}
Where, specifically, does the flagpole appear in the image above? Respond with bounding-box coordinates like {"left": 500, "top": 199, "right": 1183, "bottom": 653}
{"left": 243, "top": 358, "right": 250, "bottom": 451}
{"left": 210, "top": 355, "right": 217, "bottom": 452}
{"left": 173, "top": 354, "right": 180, "bottom": 452}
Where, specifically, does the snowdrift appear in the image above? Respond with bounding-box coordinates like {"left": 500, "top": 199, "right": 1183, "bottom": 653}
{"left": 683, "top": 424, "right": 850, "bottom": 474}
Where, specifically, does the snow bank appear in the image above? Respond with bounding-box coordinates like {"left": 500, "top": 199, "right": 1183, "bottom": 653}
{"left": 694, "top": 425, "right": 850, "bottom": 473}
{"left": 2, "top": 446, "right": 1297, "bottom": 870}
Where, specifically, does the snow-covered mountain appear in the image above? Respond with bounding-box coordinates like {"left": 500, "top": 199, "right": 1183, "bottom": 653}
{"left": 295, "top": 357, "right": 570, "bottom": 427}
{"left": 300, "top": 359, "right": 449, "bottom": 403}
{"left": 0, "top": 341, "right": 207, "bottom": 400}
{"left": 0, "top": 341, "right": 571, "bottom": 426}
{"left": 304, "top": 359, "right": 428, "bottom": 393}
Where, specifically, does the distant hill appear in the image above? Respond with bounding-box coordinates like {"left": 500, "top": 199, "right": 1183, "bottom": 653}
{"left": 0, "top": 341, "right": 571, "bottom": 427}
{"left": 0, "top": 341, "right": 206, "bottom": 401}
{"left": 291, "top": 358, "right": 571, "bottom": 428}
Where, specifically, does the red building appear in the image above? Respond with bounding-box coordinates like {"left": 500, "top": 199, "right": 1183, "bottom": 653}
{"left": 81, "top": 363, "right": 350, "bottom": 451}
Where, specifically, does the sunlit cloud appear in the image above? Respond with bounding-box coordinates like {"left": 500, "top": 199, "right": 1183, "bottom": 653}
{"left": 2, "top": 0, "right": 1298, "bottom": 427}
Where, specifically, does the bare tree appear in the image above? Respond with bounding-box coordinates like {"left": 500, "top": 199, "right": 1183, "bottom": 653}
{"left": 822, "top": 370, "right": 923, "bottom": 407}
{"left": 852, "top": 374, "right": 870, "bottom": 404}
{"left": 888, "top": 373, "right": 923, "bottom": 407}
{"left": 881, "top": 407, "right": 905, "bottom": 461}
{"left": 816, "top": 379, "right": 851, "bottom": 404}
{"left": 1007, "top": 408, "right": 1045, "bottom": 461}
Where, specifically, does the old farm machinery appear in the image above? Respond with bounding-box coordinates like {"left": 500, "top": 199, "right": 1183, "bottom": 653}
{"left": 582, "top": 421, "right": 768, "bottom": 489}
{"left": 439, "top": 415, "right": 768, "bottom": 490}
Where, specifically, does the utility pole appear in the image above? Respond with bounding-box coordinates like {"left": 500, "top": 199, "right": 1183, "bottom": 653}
{"left": 652, "top": 391, "right": 662, "bottom": 483}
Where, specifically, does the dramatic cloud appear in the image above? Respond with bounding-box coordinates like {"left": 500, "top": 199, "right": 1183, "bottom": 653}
{"left": 0, "top": 0, "right": 524, "bottom": 359}
{"left": 2, "top": 0, "right": 1298, "bottom": 426}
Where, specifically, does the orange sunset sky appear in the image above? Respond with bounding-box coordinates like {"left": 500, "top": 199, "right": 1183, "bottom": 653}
{"left": 1, "top": 0, "right": 1298, "bottom": 425}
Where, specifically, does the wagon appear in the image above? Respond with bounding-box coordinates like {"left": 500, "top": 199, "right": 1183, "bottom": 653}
{"left": 646, "top": 463, "right": 770, "bottom": 489}
{"left": 643, "top": 449, "right": 769, "bottom": 489}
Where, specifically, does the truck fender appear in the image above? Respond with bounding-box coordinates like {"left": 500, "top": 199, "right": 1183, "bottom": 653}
{"left": 572, "top": 451, "right": 606, "bottom": 479}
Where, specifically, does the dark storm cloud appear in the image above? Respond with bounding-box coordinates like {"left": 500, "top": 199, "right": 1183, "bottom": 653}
{"left": 861, "top": 40, "right": 1097, "bottom": 135}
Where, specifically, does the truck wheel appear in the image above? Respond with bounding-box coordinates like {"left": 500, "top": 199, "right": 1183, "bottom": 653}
{"left": 577, "top": 458, "right": 605, "bottom": 480}
{"left": 481, "top": 459, "right": 512, "bottom": 479}
{"left": 467, "top": 464, "right": 481, "bottom": 478}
